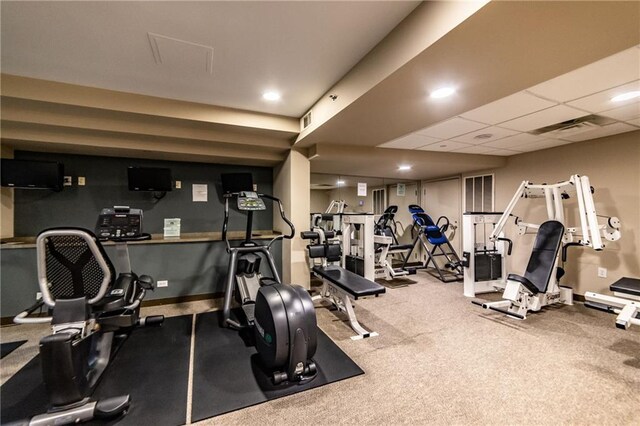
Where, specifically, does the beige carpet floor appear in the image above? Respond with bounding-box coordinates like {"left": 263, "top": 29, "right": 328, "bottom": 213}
{"left": 2, "top": 273, "right": 638, "bottom": 425}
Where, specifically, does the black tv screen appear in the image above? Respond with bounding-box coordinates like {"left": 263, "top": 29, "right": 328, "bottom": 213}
{"left": 1, "top": 159, "right": 64, "bottom": 191}
{"left": 128, "top": 167, "right": 172, "bottom": 192}
{"left": 221, "top": 173, "right": 254, "bottom": 194}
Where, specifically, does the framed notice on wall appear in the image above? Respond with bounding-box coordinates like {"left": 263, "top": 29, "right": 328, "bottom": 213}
{"left": 357, "top": 182, "right": 367, "bottom": 197}
{"left": 397, "top": 183, "right": 406, "bottom": 196}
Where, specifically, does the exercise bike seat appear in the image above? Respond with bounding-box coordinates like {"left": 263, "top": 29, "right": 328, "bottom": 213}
{"left": 510, "top": 220, "right": 565, "bottom": 294}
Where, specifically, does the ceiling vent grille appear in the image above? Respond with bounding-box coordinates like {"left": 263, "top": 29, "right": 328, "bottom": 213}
{"left": 528, "top": 114, "right": 615, "bottom": 138}
{"left": 301, "top": 111, "right": 312, "bottom": 130}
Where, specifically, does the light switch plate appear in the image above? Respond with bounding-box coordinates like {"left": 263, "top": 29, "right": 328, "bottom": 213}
{"left": 78, "top": 177, "right": 86, "bottom": 186}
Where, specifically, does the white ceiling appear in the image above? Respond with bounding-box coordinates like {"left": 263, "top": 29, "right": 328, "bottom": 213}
{"left": 0, "top": 1, "right": 419, "bottom": 117}
{"left": 378, "top": 45, "right": 640, "bottom": 155}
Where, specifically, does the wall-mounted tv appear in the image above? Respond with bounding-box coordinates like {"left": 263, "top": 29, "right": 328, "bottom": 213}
{"left": 1, "top": 159, "right": 64, "bottom": 191}
{"left": 221, "top": 173, "right": 254, "bottom": 194}
{"left": 128, "top": 167, "right": 173, "bottom": 192}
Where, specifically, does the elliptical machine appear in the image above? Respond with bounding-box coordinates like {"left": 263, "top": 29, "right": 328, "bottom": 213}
{"left": 13, "top": 206, "right": 163, "bottom": 425}
{"left": 221, "top": 173, "right": 317, "bottom": 385}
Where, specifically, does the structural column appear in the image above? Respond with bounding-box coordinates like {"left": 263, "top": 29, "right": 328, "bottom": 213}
{"left": 273, "top": 149, "right": 310, "bottom": 288}
{"left": 0, "top": 145, "right": 14, "bottom": 239}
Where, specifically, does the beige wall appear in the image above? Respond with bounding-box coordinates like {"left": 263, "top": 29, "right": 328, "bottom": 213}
{"left": 273, "top": 150, "right": 310, "bottom": 288}
{"left": 0, "top": 145, "right": 15, "bottom": 238}
{"left": 466, "top": 130, "right": 640, "bottom": 296}
{"left": 310, "top": 189, "right": 331, "bottom": 214}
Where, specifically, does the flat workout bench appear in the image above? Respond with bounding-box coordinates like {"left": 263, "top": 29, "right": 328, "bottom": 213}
{"left": 312, "top": 265, "right": 386, "bottom": 340}
{"left": 585, "top": 277, "right": 640, "bottom": 330}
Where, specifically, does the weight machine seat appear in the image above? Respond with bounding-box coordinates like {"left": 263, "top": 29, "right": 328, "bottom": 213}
{"left": 312, "top": 265, "right": 385, "bottom": 300}
{"left": 610, "top": 277, "right": 640, "bottom": 297}
{"left": 510, "top": 220, "right": 565, "bottom": 294}
{"left": 390, "top": 244, "right": 413, "bottom": 252}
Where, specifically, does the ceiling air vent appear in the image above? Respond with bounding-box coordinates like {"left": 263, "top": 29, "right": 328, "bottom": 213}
{"left": 301, "top": 111, "right": 312, "bottom": 130}
{"left": 528, "top": 114, "right": 615, "bottom": 138}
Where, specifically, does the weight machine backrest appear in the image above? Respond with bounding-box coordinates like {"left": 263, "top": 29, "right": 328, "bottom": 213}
{"left": 522, "top": 220, "right": 565, "bottom": 294}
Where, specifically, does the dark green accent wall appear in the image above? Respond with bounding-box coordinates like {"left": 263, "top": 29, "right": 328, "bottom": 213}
{"left": 2, "top": 151, "right": 283, "bottom": 318}
{"left": 0, "top": 240, "right": 282, "bottom": 318}
{"left": 13, "top": 151, "right": 273, "bottom": 236}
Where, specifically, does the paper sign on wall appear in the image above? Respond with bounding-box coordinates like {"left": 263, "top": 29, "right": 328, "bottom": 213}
{"left": 357, "top": 182, "right": 367, "bottom": 197}
{"left": 397, "top": 183, "right": 406, "bottom": 197}
{"left": 192, "top": 184, "right": 208, "bottom": 202}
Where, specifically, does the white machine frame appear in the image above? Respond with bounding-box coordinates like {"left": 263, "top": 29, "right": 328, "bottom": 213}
{"left": 585, "top": 284, "right": 640, "bottom": 330}
{"left": 462, "top": 212, "right": 507, "bottom": 297}
{"left": 478, "top": 175, "right": 621, "bottom": 319}
{"left": 373, "top": 234, "right": 411, "bottom": 280}
{"left": 340, "top": 213, "right": 375, "bottom": 281}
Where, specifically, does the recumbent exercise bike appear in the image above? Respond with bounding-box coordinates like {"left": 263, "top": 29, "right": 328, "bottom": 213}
{"left": 14, "top": 206, "right": 163, "bottom": 425}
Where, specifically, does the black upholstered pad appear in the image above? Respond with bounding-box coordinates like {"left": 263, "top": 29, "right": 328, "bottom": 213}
{"left": 313, "top": 265, "right": 385, "bottom": 299}
{"left": 521, "top": 220, "right": 565, "bottom": 294}
{"left": 389, "top": 244, "right": 413, "bottom": 251}
{"left": 610, "top": 277, "right": 640, "bottom": 297}
{"left": 508, "top": 274, "right": 539, "bottom": 294}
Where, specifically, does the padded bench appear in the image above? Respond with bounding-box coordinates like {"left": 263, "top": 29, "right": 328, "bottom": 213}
{"left": 611, "top": 277, "right": 640, "bottom": 297}
{"left": 311, "top": 265, "right": 385, "bottom": 340}
{"left": 312, "top": 265, "right": 385, "bottom": 300}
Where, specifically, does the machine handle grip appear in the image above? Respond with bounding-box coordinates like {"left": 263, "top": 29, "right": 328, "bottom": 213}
{"left": 497, "top": 237, "right": 513, "bottom": 256}
{"left": 261, "top": 194, "right": 295, "bottom": 239}
{"left": 436, "top": 216, "right": 450, "bottom": 233}
{"left": 562, "top": 242, "right": 583, "bottom": 262}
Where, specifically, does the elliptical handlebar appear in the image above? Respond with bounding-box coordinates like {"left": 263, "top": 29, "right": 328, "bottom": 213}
{"left": 261, "top": 194, "right": 295, "bottom": 240}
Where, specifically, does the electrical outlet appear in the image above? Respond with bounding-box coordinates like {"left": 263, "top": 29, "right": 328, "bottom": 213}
{"left": 36, "top": 291, "right": 42, "bottom": 300}
{"left": 63, "top": 176, "right": 73, "bottom": 186}
{"left": 175, "top": 181, "right": 182, "bottom": 189}
{"left": 157, "top": 280, "right": 169, "bottom": 288}
{"left": 78, "top": 176, "right": 86, "bottom": 186}
{"left": 597, "top": 267, "right": 607, "bottom": 278}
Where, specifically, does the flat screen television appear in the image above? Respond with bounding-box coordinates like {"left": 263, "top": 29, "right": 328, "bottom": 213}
{"left": 221, "top": 173, "right": 254, "bottom": 194}
{"left": 128, "top": 167, "right": 173, "bottom": 192}
{"left": 1, "top": 159, "right": 64, "bottom": 191}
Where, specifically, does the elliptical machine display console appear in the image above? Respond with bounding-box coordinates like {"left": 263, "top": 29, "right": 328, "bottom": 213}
{"left": 221, "top": 173, "right": 318, "bottom": 385}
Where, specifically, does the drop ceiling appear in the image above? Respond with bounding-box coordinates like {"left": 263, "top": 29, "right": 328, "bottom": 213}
{"left": 379, "top": 46, "right": 640, "bottom": 156}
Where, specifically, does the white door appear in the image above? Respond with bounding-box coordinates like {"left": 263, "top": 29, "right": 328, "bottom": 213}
{"left": 387, "top": 183, "right": 418, "bottom": 245}
{"left": 421, "top": 178, "right": 462, "bottom": 255}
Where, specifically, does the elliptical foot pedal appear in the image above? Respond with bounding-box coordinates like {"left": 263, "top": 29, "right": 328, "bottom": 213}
{"left": 94, "top": 395, "right": 131, "bottom": 419}
{"left": 241, "top": 303, "right": 256, "bottom": 324}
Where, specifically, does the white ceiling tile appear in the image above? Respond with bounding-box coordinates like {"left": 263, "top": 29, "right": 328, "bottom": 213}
{"left": 460, "top": 92, "right": 557, "bottom": 125}
{"left": 450, "top": 145, "right": 499, "bottom": 154}
{"left": 378, "top": 134, "right": 440, "bottom": 149}
{"left": 415, "top": 140, "right": 473, "bottom": 152}
{"left": 415, "top": 117, "right": 487, "bottom": 140}
{"left": 567, "top": 80, "right": 640, "bottom": 113}
{"left": 487, "top": 149, "right": 522, "bottom": 156}
{"left": 499, "top": 105, "right": 587, "bottom": 132}
{"left": 482, "top": 133, "right": 544, "bottom": 149}
{"left": 513, "top": 138, "right": 572, "bottom": 152}
{"left": 450, "top": 126, "right": 519, "bottom": 144}
{"left": 599, "top": 102, "right": 640, "bottom": 121}
{"left": 628, "top": 117, "right": 640, "bottom": 127}
{"left": 528, "top": 46, "right": 640, "bottom": 102}
{"left": 559, "top": 122, "right": 638, "bottom": 142}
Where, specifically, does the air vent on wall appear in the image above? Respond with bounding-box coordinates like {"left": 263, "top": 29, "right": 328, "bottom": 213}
{"left": 301, "top": 111, "right": 312, "bottom": 130}
{"left": 528, "top": 114, "right": 615, "bottom": 138}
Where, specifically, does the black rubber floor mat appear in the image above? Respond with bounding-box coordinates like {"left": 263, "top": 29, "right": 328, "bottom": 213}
{"left": 191, "top": 311, "right": 364, "bottom": 422}
{"left": 1, "top": 340, "right": 27, "bottom": 359}
{"left": 1, "top": 315, "right": 192, "bottom": 426}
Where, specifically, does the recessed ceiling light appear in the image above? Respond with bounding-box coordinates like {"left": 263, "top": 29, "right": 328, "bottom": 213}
{"left": 611, "top": 90, "right": 640, "bottom": 102}
{"left": 398, "top": 165, "right": 412, "bottom": 171}
{"left": 430, "top": 87, "right": 456, "bottom": 99}
{"left": 336, "top": 180, "right": 345, "bottom": 185}
{"left": 263, "top": 91, "right": 281, "bottom": 101}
